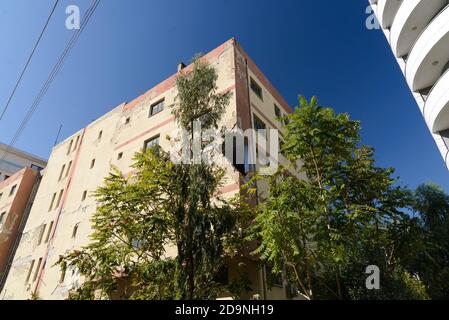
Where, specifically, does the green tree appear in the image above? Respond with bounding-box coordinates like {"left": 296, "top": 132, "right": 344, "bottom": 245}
{"left": 170, "top": 56, "right": 234, "bottom": 299}
{"left": 57, "top": 152, "right": 178, "bottom": 300}
{"left": 57, "top": 56, "right": 248, "bottom": 300}
{"left": 409, "top": 183, "right": 449, "bottom": 299}
{"left": 248, "top": 96, "right": 428, "bottom": 300}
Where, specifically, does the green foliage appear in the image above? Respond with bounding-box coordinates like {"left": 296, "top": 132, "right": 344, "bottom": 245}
{"left": 172, "top": 55, "right": 231, "bottom": 132}
{"left": 345, "top": 265, "right": 429, "bottom": 300}
{"left": 408, "top": 183, "right": 449, "bottom": 299}
{"left": 249, "top": 96, "right": 429, "bottom": 300}
{"left": 55, "top": 58, "right": 449, "bottom": 301}
{"left": 56, "top": 150, "right": 179, "bottom": 300}
{"left": 227, "top": 269, "right": 253, "bottom": 300}
{"left": 58, "top": 147, "right": 243, "bottom": 300}
{"left": 30, "top": 292, "right": 41, "bottom": 300}
{"left": 57, "top": 56, "right": 246, "bottom": 300}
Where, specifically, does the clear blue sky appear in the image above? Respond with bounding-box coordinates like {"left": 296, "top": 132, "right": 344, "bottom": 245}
{"left": 1, "top": 0, "right": 448, "bottom": 192}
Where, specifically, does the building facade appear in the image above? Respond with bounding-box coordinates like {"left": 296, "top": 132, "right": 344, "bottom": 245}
{"left": 1, "top": 39, "right": 295, "bottom": 300}
{"left": 0, "top": 143, "right": 47, "bottom": 181}
{"left": 0, "top": 167, "right": 41, "bottom": 293}
{"left": 369, "top": 0, "right": 449, "bottom": 168}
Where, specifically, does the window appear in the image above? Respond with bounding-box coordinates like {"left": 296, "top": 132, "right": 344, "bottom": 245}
{"left": 55, "top": 189, "right": 64, "bottom": 209}
{"left": 250, "top": 78, "right": 263, "bottom": 100}
{"left": 143, "top": 135, "right": 160, "bottom": 151}
{"left": 25, "top": 260, "right": 35, "bottom": 283}
{"left": 31, "top": 164, "right": 43, "bottom": 172}
{"left": 37, "top": 224, "right": 46, "bottom": 245}
{"left": 125, "top": 117, "right": 130, "bottom": 125}
{"left": 45, "top": 221, "right": 53, "bottom": 243}
{"left": 253, "top": 115, "right": 266, "bottom": 131}
{"left": 274, "top": 104, "right": 281, "bottom": 118}
{"left": 65, "top": 161, "right": 72, "bottom": 178}
{"left": 0, "top": 212, "right": 6, "bottom": 225}
{"left": 117, "top": 152, "right": 123, "bottom": 160}
{"left": 90, "top": 159, "right": 95, "bottom": 169}
{"left": 72, "top": 224, "right": 79, "bottom": 238}
{"left": 73, "top": 135, "right": 80, "bottom": 151}
{"left": 98, "top": 130, "right": 103, "bottom": 141}
{"left": 81, "top": 190, "right": 87, "bottom": 201}
{"left": 67, "top": 139, "right": 73, "bottom": 155}
{"left": 0, "top": 193, "right": 3, "bottom": 200}
{"left": 33, "top": 258, "right": 43, "bottom": 282}
{"left": 150, "top": 99, "right": 165, "bottom": 117}
{"left": 253, "top": 115, "right": 268, "bottom": 163}
{"left": 58, "top": 164, "right": 66, "bottom": 181}
{"left": 49, "top": 193, "right": 57, "bottom": 211}
{"left": 222, "top": 136, "right": 250, "bottom": 175}
{"left": 9, "top": 185, "right": 17, "bottom": 196}
{"left": 274, "top": 104, "right": 282, "bottom": 122}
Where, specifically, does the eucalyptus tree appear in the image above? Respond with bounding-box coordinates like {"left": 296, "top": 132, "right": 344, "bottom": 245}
{"left": 57, "top": 56, "right": 249, "bottom": 300}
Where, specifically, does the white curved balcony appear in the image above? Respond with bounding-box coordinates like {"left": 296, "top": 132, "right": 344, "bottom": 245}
{"left": 377, "top": 0, "right": 403, "bottom": 29}
{"left": 406, "top": 6, "right": 449, "bottom": 91}
{"left": 390, "top": 0, "right": 447, "bottom": 58}
{"left": 424, "top": 69, "right": 449, "bottom": 133}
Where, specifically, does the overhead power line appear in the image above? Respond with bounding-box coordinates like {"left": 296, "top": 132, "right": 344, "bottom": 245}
{"left": 0, "top": 0, "right": 101, "bottom": 162}
{"left": 0, "top": 0, "right": 60, "bottom": 122}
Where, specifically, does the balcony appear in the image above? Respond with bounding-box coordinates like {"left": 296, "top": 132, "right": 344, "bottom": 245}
{"left": 406, "top": 5, "right": 449, "bottom": 91}
{"left": 377, "top": 0, "right": 403, "bottom": 29}
{"left": 390, "top": 0, "right": 447, "bottom": 58}
{"left": 424, "top": 68, "right": 449, "bottom": 133}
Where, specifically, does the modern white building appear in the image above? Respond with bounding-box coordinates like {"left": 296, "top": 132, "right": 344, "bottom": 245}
{"left": 0, "top": 143, "right": 47, "bottom": 181}
{"left": 369, "top": 0, "right": 449, "bottom": 168}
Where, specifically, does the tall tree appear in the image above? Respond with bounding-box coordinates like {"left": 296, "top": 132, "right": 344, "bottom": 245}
{"left": 248, "top": 96, "right": 428, "bottom": 300}
{"left": 409, "top": 183, "right": 449, "bottom": 299}
{"left": 57, "top": 56, "right": 246, "bottom": 300}
{"left": 170, "top": 56, "right": 233, "bottom": 299}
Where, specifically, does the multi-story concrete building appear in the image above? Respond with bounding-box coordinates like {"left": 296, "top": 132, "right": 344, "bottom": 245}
{"left": 369, "top": 0, "right": 449, "bottom": 168}
{"left": 0, "top": 167, "right": 41, "bottom": 293}
{"left": 0, "top": 39, "right": 294, "bottom": 300}
{"left": 0, "top": 143, "right": 47, "bottom": 181}
{"left": 0, "top": 145, "right": 46, "bottom": 293}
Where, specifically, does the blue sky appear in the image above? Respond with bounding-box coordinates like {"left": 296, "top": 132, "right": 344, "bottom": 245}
{"left": 0, "top": 0, "right": 448, "bottom": 192}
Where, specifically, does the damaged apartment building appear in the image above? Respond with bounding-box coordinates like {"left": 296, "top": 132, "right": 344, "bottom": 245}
{"left": 0, "top": 39, "right": 295, "bottom": 300}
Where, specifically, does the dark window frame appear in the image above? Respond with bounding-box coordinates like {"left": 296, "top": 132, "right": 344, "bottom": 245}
{"left": 250, "top": 78, "right": 263, "bottom": 100}
{"left": 274, "top": 104, "right": 283, "bottom": 125}
{"left": 143, "top": 135, "right": 160, "bottom": 151}
{"left": 0, "top": 211, "right": 6, "bottom": 224}
{"left": 149, "top": 99, "right": 165, "bottom": 117}
{"left": 9, "top": 184, "right": 17, "bottom": 196}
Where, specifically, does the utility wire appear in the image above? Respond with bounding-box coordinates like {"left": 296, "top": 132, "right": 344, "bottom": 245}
{"left": 0, "top": 0, "right": 101, "bottom": 162}
{"left": 0, "top": 0, "right": 60, "bottom": 122}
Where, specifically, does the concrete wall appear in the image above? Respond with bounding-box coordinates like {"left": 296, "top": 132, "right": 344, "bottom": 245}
{"left": 1, "top": 39, "right": 294, "bottom": 300}
{"left": 0, "top": 168, "right": 38, "bottom": 288}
